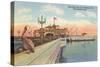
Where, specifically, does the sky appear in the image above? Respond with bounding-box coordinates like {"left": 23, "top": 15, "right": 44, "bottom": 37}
{"left": 13, "top": 1, "right": 97, "bottom": 36}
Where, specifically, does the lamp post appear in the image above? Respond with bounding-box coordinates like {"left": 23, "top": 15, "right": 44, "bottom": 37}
{"left": 37, "top": 15, "right": 46, "bottom": 44}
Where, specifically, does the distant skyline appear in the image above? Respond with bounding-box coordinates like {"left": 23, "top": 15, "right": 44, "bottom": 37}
{"left": 13, "top": 1, "right": 97, "bottom": 36}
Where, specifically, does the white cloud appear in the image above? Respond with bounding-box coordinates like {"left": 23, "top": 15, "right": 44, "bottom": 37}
{"left": 74, "top": 12, "right": 86, "bottom": 17}
{"left": 86, "top": 11, "right": 97, "bottom": 18}
{"left": 74, "top": 11, "right": 97, "bottom": 18}
{"left": 15, "top": 7, "right": 33, "bottom": 23}
{"left": 16, "top": 15, "right": 33, "bottom": 22}
{"left": 16, "top": 7, "right": 32, "bottom": 15}
{"left": 41, "top": 4, "right": 64, "bottom": 15}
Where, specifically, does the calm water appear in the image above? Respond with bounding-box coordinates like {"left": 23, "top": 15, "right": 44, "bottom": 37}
{"left": 14, "top": 38, "right": 23, "bottom": 52}
{"left": 59, "top": 40, "right": 97, "bottom": 63}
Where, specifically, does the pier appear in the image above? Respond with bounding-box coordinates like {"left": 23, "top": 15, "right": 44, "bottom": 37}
{"left": 14, "top": 38, "right": 65, "bottom": 66}
{"left": 66, "top": 36, "right": 95, "bottom": 42}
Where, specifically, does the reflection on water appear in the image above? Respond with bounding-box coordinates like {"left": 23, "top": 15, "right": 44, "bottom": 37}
{"left": 59, "top": 40, "right": 97, "bottom": 63}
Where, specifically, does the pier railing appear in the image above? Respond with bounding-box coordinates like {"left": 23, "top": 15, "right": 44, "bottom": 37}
{"left": 14, "top": 38, "right": 64, "bottom": 65}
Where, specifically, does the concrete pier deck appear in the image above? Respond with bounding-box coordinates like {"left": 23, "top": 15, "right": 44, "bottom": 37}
{"left": 14, "top": 38, "right": 65, "bottom": 66}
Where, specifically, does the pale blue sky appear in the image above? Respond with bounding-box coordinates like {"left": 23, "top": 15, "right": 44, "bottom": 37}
{"left": 14, "top": 1, "right": 97, "bottom": 27}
